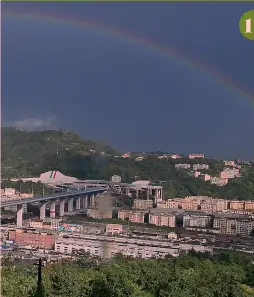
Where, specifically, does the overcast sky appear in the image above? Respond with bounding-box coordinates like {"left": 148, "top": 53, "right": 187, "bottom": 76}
{"left": 2, "top": 2, "right": 254, "bottom": 160}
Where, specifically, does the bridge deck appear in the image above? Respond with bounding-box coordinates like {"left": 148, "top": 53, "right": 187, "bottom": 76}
{"left": 1, "top": 188, "right": 105, "bottom": 207}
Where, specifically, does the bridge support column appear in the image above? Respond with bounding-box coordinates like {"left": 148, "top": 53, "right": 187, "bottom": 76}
{"left": 59, "top": 200, "right": 65, "bottom": 217}
{"left": 83, "top": 195, "right": 88, "bottom": 208}
{"left": 16, "top": 204, "right": 23, "bottom": 228}
{"left": 136, "top": 189, "right": 139, "bottom": 199}
{"left": 76, "top": 197, "right": 81, "bottom": 210}
{"left": 50, "top": 201, "right": 56, "bottom": 218}
{"left": 68, "top": 198, "right": 73, "bottom": 212}
{"left": 40, "top": 203, "right": 47, "bottom": 221}
{"left": 147, "top": 188, "right": 150, "bottom": 200}
{"left": 90, "top": 194, "right": 95, "bottom": 208}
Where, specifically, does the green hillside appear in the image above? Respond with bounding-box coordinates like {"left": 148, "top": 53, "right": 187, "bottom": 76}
{"left": 1, "top": 126, "right": 254, "bottom": 200}
{"left": 1, "top": 126, "right": 116, "bottom": 179}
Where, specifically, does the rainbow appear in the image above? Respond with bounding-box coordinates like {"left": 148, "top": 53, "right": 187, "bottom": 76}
{"left": 3, "top": 8, "right": 254, "bottom": 106}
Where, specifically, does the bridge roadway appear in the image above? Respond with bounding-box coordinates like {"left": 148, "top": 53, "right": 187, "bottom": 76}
{"left": 0, "top": 188, "right": 105, "bottom": 208}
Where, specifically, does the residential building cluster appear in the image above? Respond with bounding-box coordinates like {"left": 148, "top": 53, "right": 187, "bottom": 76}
{"left": 116, "top": 196, "right": 254, "bottom": 236}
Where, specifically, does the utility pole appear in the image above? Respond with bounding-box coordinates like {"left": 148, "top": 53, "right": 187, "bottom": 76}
{"left": 33, "top": 258, "right": 46, "bottom": 297}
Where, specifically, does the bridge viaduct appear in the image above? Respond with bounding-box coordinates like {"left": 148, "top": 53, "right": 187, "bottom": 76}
{"left": 1, "top": 188, "right": 106, "bottom": 228}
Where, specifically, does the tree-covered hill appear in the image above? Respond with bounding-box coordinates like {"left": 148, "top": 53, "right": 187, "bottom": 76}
{"left": 2, "top": 126, "right": 254, "bottom": 200}
{"left": 1, "top": 126, "right": 116, "bottom": 178}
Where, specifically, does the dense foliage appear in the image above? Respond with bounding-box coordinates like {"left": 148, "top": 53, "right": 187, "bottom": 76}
{"left": 2, "top": 126, "right": 254, "bottom": 200}
{"left": 1, "top": 251, "right": 254, "bottom": 297}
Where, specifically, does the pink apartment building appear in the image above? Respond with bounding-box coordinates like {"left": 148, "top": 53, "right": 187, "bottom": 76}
{"left": 118, "top": 210, "right": 145, "bottom": 223}
{"left": 220, "top": 168, "right": 240, "bottom": 179}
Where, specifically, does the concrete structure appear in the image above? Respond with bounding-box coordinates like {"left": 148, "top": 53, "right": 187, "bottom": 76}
{"left": 11, "top": 170, "right": 79, "bottom": 184}
{"left": 1, "top": 188, "right": 106, "bottom": 228}
{"left": 133, "top": 199, "right": 153, "bottom": 209}
{"left": 183, "top": 213, "right": 212, "bottom": 228}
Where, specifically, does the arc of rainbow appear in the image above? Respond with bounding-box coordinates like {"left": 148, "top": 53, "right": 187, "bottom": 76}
{"left": 3, "top": 9, "right": 254, "bottom": 107}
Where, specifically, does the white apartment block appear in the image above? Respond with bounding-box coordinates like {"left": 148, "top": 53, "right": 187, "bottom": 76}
{"left": 175, "top": 163, "right": 191, "bottom": 169}
{"left": 193, "top": 164, "right": 209, "bottom": 170}
{"left": 210, "top": 177, "right": 228, "bottom": 186}
{"left": 188, "top": 154, "right": 205, "bottom": 159}
{"left": 183, "top": 214, "right": 212, "bottom": 228}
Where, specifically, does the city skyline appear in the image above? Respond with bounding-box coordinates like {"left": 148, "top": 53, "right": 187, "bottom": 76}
{"left": 2, "top": 2, "right": 254, "bottom": 160}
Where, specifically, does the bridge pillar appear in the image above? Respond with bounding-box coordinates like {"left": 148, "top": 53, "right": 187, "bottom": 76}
{"left": 83, "top": 195, "right": 88, "bottom": 208}
{"left": 59, "top": 200, "right": 65, "bottom": 217}
{"left": 136, "top": 189, "right": 139, "bottom": 199}
{"left": 40, "top": 203, "right": 47, "bottom": 221}
{"left": 50, "top": 201, "right": 56, "bottom": 218}
{"left": 68, "top": 198, "right": 74, "bottom": 212}
{"left": 90, "top": 194, "right": 95, "bottom": 208}
{"left": 16, "top": 204, "right": 23, "bottom": 228}
{"left": 125, "top": 187, "right": 130, "bottom": 196}
{"left": 76, "top": 197, "right": 81, "bottom": 210}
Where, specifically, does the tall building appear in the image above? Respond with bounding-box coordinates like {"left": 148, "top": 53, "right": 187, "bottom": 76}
{"left": 149, "top": 209, "right": 176, "bottom": 227}
{"left": 213, "top": 214, "right": 254, "bottom": 236}
{"left": 183, "top": 213, "right": 212, "bottom": 228}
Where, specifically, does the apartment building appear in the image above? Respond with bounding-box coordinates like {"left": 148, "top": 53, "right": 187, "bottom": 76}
{"left": 156, "top": 201, "right": 167, "bottom": 208}
{"left": 220, "top": 168, "right": 240, "bottom": 179}
{"left": 224, "top": 160, "right": 235, "bottom": 167}
{"left": 166, "top": 198, "right": 182, "bottom": 209}
{"left": 244, "top": 201, "right": 254, "bottom": 211}
{"left": 149, "top": 209, "right": 176, "bottom": 227}
{"left": 200, "top": 198, "right": 228, "bottom": 213}
{"left": 55, "top": 233, "right": 212, "bottom": 259}
{"left": 199, "top": 174, "right": 211, "bottom": 181}
{"left": 169, "top": 154, "right": 181, "bottom": 159}
{"left": 183, "top": 213, "right": 212, "bottom": 228}
{"left": 8, "top": 229, "right": 55, "bottom": 249}
{"left": 175, "top": 163, "right": 191, "bottom": 169}
{"left": 105, "top": 224, "right": 123, "bottom": 235}
{"left": 181, "top": 200, "right": 199, "bottom": 211}
{"left": 188, "top": 154, "right": 205, "bottom": 159}
{"left": 193, "top": 164, "right": 209, "bottom": 171}
{"left": 133, "top": 199, "right": 153, "bottom": 209}
{"left": 213, "top": 214, "right": 254, "bottom": 236}
{"left": 118, "top": 210, "right": 145, "bottom": 223}
{"left": 210, "top": 177, "right": 228, "bottom": 186}
{"left": 230, "top": 201, "right": 244, "bottom": 210}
